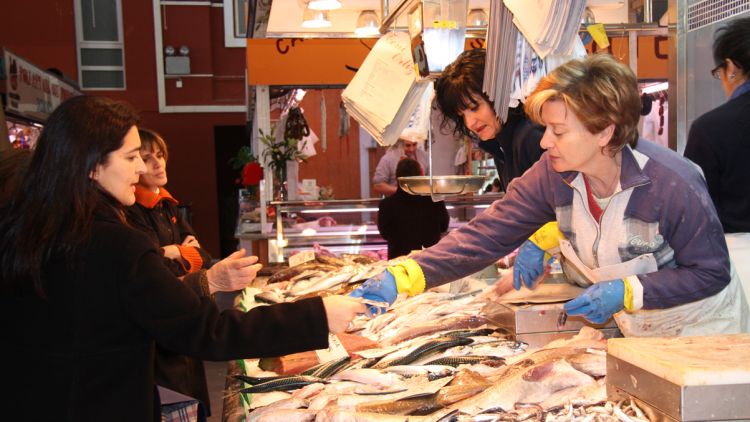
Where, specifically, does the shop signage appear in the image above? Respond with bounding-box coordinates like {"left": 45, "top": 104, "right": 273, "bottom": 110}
{"left": 1, "top": 48, "right": 82, "bottom": 122}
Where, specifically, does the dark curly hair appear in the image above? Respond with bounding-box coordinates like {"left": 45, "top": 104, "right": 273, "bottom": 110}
{"left": 434, "top": 48, "right": 492, "bottom": 138}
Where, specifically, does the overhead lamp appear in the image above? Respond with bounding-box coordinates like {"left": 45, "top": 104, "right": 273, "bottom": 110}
{"left": 308, "top": 0, "right": 341, "bottom": 10}
{"left": 467, "top": 8, "right": 488, "bottom": 27}
{"left": 354, "top": 10, "right": 380, "bottom": 37}
{"left": 302, "top": 7, "right": 332, "bottom": 28}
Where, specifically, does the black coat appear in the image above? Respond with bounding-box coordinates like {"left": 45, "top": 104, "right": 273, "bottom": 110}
{"left": 125, "top": 187, "right": 214, "bottom": 413}
{"left": 685, "top": 90, "right": 750, "bottom": 233}
{"left": 2, "top": 214, "right": 329, "bottom": 421}
{"left": 478, "top": 108, "right": 544, "bottom": 192}
{"left": 378, "top": 188, "right": 450, "bottom": 259}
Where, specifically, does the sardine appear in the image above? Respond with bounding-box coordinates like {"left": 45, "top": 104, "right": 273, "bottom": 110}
{"left": 240, "top": 376, "right": 325, "bottom": 394}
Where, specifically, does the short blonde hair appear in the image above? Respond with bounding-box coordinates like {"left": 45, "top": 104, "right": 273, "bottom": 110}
{"left": 524, "top": 53, "right": 640, "bottom": 154}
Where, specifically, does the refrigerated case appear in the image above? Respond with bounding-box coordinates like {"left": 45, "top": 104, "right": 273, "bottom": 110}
{"left": 237, "top": 193, "right": 503, "bottom": 263}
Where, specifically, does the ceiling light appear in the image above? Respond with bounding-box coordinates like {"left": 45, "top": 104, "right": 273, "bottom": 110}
{"left": 467, "top": 8, "right": 488, "bottom": 27}
{"left": 354, "top": 10, "right": 380, "bottom": 37}
{"left": 308, "top": 0, "right": 341, "bottom": 10}
{"left": 302, "top": 7, "right": 331, "bottom": 28}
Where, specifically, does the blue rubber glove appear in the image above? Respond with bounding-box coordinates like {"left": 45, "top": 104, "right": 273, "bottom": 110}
{"left": 513, "top": 240, "right": 553, "bottom": 290}
{"left": 349, "top": 270, "right": 398, "bottom": 314}
{"left": 564, "top": 279, "right": 625, "bottom": 324}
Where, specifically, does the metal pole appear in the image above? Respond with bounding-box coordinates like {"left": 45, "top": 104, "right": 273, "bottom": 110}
{"left": 644, "top": 0, "right": 654, "bottom": 23}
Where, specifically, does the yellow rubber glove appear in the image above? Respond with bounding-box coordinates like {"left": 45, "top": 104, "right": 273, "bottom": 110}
{"left": 387, "top": 258, "right": 426, "bottom": 296}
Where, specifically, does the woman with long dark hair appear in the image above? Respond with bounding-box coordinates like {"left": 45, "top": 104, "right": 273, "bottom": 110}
{"left": 0, "top": 95, "right": 364, "bottom": 421}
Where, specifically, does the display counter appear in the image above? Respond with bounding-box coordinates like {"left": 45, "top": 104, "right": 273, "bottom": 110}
{"left": 236, "top": 194, "right": 503, "bottom": 264}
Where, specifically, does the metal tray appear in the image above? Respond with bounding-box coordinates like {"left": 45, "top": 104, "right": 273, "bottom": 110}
{"left": 398, "top": 175, "right": 487, "bottom": 196}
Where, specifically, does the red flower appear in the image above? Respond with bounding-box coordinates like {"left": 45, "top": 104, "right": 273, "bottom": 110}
{"left": 242, "top": 162, "right": 263, "bottom": 186}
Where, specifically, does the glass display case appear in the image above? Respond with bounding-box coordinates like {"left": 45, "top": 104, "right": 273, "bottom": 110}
{"left": 238, "top": 193, "right": 503, "bottom": 263}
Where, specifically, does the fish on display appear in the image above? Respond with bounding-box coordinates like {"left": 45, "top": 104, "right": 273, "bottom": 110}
{"left": 267, "top": 262, "right": 339, "bottom": 284}
{"left": 241, "top": 376, "right": 326, "bottom": 394}
{"left": 447, "top": 354, "right": 595, "bottom": 415}
{"left": 307, "top": 356, "right": 353, "bottom": 379}
{"left": 329, "top": 368, "right": 405, "bottom": 389}
{"left": 422, "top": 356, "right": 505, "bottom": 368}
{"left": 289, "top": 267, "right": 359, "bottom": 297}
{"left": 377, "top": 337, "right": 475, "bottom": 368}
{"left": 247, "top": 397, "right": 308, "bottom": 422}
{"left": 383, "top": 315, "right": 489, "bottom": 346}
{"left": 382, "top": 365, "right": 456, "bottom": 380}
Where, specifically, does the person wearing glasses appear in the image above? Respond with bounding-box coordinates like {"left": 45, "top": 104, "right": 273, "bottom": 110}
{"left": 352, "top": 54, "right": 747, "bottom": 338}
{"left": 684, "top": 17, "right": 750, "bottom": 307}
{"left": 684, "top": 17, "right": 750, "bottom": 234}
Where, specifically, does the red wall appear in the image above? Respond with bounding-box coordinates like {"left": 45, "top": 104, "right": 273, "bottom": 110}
{"left": 0, "top": 0, "right": 247, "bottom": 256}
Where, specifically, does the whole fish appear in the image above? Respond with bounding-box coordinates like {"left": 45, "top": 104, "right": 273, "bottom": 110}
{"left": 376, "top": 337, "right": 474, "bottom": 368}
{"left": 247, "top": 397, "right": 308, "bottom": 422}
{"left": 314, "top": 408, "right": 424, "bottom": 422}
{"left": 448, "top": 357, "right": 595, "bottom": 415}
{"left": 566, "top": 351, "right": 607, "bottom": 377}
{"left": 310, "top": 356, "right": 353, "bottom": 379}
{"left": 356, "top": 395, "right": 441, "bottom": 415}
{"left": 423, "top": 356, "right": 505, "bottom": 367}
{"left": 255, "top": 290, "right": 285, "bottom": 304}
{"left": 382, "top": 365, "right": 456, "bottom": 379}
{"left": 290, "top": 268, "right": 357, "bottom": 297}
{"left": 268, "top": 263, "right": 339, "bottom": 284}
{"left": 315, "top": 253, "right": 348, "bottom": 267}
{"left": 255, "top": 409, "right": 316, "bottom": 422}
{"left": 341, "top": 253, "right": 379, "bottom": 265}
{"left": 329, "top": 368, "right": 404, "bottom": 389}
{"left": 240, "top": 376, "right": 325, "bottom": 394}
{"left": 383, "top": 315, "right": 488, "bottom": 346}
{"left": 235, "top": 374, "right": 289, "bottom": 385}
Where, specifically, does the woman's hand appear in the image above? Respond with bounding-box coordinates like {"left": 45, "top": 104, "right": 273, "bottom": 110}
{"left": 182, "top": 235, "right": 200, "bottom": 248}
{"left": 322, "top": 295, "right": 366, "bottom": 333}
{"left": 205, "top": 249, "right": 262, "bottom": 294}
{"left": 161, "top": 245, "right": 181, "bottom": 260}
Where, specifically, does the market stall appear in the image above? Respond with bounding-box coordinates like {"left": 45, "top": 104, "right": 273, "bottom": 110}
{"left": 0, "top": 47, "right": 81, "bottom": 149}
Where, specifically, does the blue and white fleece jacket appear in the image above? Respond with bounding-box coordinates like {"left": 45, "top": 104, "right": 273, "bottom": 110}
{"left": 414, "top": 139, "right": 730, "bottom": 310}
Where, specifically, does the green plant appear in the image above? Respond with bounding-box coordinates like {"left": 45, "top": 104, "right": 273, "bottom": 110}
{"left": 229, "top": 145, "right": 256, "bottom": 171}
{"left": 258, "top": 128, "right": 307, "bottom": 175}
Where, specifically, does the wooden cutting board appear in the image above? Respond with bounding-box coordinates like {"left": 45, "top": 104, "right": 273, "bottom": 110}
{"left": 608, "top": 334, "right": 750, "bottom": 386}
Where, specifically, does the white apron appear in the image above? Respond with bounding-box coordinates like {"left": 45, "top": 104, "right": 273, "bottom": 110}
{"left": 559, "top": 239, "right": 749, "bottom": 337}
